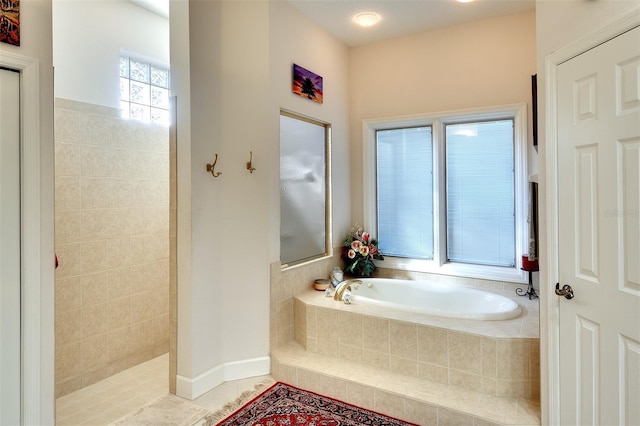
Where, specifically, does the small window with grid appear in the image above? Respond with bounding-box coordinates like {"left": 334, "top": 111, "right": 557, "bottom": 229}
{"left": 120, "top": 56, "right": 170, "bottom": 125}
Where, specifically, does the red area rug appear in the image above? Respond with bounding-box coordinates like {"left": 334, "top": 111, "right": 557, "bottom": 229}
{"left": 208, "top": 382, "right": 418, "bottom": 426}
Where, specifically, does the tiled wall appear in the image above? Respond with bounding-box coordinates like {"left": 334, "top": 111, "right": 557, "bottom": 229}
{"left": 54, "top": 98, "right": 170, "bottom": 397}
{"left": 270, "top": 254, "right": 342, "bottom": 351}
{"left": 271, "top": 261, "right": 539, "bottom": 351}
{"left": 271, "top": 260, "right": 540, "bottom": 402}
{"left": 294, "top": 300, "right": 540, "bottom": 401}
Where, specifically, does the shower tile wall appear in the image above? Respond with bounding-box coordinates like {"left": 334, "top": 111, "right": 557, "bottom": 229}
{"left": 54, "top": 98, "right": 170, "bottom": 397}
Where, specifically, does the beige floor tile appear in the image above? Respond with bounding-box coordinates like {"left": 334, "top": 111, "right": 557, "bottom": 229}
{"left": 56, "top": 353, "right": 275, "bottom": 426}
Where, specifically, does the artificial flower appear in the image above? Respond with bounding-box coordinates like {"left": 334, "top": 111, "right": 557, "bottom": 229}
{"left": 341, "top": 224, "right": 383, "bottom": 277}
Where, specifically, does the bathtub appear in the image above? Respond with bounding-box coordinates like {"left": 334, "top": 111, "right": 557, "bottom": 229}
{"left": 341, "top": 278, "right": 521, "bottom": 320}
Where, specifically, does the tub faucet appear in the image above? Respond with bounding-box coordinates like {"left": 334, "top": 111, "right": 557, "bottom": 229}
{"left": 333, "top": 279, "right": 363, "bottom": 301}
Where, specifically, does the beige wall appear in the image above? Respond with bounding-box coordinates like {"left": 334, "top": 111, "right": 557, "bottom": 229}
{"left": 172, "top": 0, "right": 273, "bottom": 390}
{"left": 54, "top": 98, "right": 170, "bottom": 397}
{"left": 349, "top": 10, "right": 537, "bottom": 221}
{"left": 269, "top": 0, "right": 352, "bottom": 245}
{"left": 169, "top": 0, "right": 351, "bottom": 395}
{"left": 52, "top": 0, "right": 169, "bottom": 109}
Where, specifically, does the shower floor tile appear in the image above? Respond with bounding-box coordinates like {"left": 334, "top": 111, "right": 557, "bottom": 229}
{"left": 55, "top": 353, "right": 273, "bottom": 425}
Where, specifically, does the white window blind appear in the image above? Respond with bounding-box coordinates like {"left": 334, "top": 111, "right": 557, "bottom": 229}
{"left": 376, "top": 127, "right": 433, "bottom": 259}
{"left": 445, "top": 120, "right": 515, "bottom": 267}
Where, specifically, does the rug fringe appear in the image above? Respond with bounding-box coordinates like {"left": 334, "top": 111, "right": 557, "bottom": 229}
{"left": 200, "top": 379, "right": 275, "bottom": 425}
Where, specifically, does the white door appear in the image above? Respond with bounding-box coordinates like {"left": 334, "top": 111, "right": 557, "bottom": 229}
{"left": 557, "top": 26, "right": 640, "bottom": 425}
{"left": 0, "top": 67, "right": 21, "bottom": 425}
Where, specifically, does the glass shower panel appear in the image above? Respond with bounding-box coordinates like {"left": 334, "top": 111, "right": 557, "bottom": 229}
{"left": 280, "top": 113, "right": 329, "bottom": 265}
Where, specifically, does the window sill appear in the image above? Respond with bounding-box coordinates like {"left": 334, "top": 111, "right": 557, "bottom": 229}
{"left": 375, "top": 256, "right": 528, "bottom": 284}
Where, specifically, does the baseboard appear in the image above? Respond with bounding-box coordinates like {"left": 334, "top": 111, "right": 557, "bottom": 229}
{"left": 176, "top": 356, "right": 271, "bottom": 400}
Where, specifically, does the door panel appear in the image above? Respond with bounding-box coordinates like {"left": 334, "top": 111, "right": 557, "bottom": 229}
{"left": 558, "top": 27, "right": 640, "bottom": 425}
{"left": 620, "top": 139, "right": 640, "bottom": 294}
{"left": 0, "top": 67, "right": 21, "bottom": 425}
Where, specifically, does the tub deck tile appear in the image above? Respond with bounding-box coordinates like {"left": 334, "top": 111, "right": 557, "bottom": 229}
{"left": 272, "top": 341, "right": 540, "bottom": 426}
{"left": 295, "top": 288, "right": 538, "bottom": 339}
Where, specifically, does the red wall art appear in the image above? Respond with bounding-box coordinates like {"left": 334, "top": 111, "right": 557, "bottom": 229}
{"left": 0, "top": 0, "right": 19, "bottom": 46}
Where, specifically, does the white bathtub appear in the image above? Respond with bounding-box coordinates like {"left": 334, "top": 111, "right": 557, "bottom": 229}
{"left": 342, "top": 278, "right": 521, "bottom": 320}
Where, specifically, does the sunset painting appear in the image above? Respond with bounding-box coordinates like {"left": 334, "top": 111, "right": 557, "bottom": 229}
{"left": 0, "top": 0, "right": 19, "bottom": 46}
{"left": 292, "top": 64, "right": 323, "bottom": 104}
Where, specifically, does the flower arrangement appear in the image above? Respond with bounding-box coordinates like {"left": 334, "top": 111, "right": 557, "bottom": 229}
{"left": 341, "top": 224, "right": 383, "bottom": 277}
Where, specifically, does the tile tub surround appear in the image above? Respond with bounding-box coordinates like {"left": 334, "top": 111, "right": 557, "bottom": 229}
{"left": 54, "top": 98, "right": 170, "bottom": 397}
{"left": 271, "top": 343, "right": 540, "bottom": 426}
{"left": 270, "top": 261, "right": 541, "bottom": 424}
{"left": 293, "top": 289, "right": 540, "bottom": 401}
{"left": 270, "top": 255, "right": 343, "bottom": 350}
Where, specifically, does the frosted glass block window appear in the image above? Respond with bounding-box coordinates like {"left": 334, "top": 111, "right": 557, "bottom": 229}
{"left": 446, "top": 120, "right": 515, "bottom": 267}
{"left": 130, "top": 60, "right": 149, "bottom": 83}
{"left": 130, "top": 81, "right": 150, "bottom": 104}
{"left": 120, "top": 56, "right": 170, "bottom": 126}
{"left": 376, "top": 127, "right": 434, "bottom": 259}
{"left": 119, "top": 57, "right": 129, "bottom": 78}
{"left": 151, "top": 67, "right": 169, "bottom": 88}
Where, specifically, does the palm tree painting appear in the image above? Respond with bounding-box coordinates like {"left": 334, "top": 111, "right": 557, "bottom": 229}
{"left": 292, "top": 64, "right": 323, "bottom": 104}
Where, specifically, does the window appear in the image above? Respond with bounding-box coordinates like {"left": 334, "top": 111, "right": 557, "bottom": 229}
{"left": 120, "top": 56, "right": 170, "bottom": 125}
{"left": 445, "top": 120, "right": 515, "bottom": 267}
{"left": 280, "top": 111, "right": 332, "bottom": 266}
{"left": 377, "top": 127, "right": 434, "bottom": 259}
{"left": 364, "top": 105, "right": 528, "bottom": 282}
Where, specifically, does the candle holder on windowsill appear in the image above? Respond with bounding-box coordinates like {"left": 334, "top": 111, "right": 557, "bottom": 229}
{"left": 517, "top": 255, "right": 539, "bottom": 300}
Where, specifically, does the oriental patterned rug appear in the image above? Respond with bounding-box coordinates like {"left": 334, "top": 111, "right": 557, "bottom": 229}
{"left": 201, "top": 381, "right": 418, "bottom": 426}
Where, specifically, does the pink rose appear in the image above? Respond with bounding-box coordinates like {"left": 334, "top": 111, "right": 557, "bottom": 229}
{"left": 359, "top": 246, "right": 369, "bottom": 256}
{"left": 351, "top": 241, "right": 361, "bottom": 250}
{"left": 362, "top": 232, "right": 370, "bottom": 243}
{"left": 348, "top": 249, "right": 356, "bottom": 259}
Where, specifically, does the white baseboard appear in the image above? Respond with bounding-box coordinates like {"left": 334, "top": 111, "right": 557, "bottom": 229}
{"left": 176, "top": 356, "right": 271, "bottom": 400}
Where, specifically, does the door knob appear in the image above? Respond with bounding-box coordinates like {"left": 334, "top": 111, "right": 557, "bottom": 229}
{"left": 555, "top": 283, "right": 574, "bottom": 299}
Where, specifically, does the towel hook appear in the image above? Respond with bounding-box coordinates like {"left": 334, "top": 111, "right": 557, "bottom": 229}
{"left": 246, "top": 151, "right": 256, "bottom": 174}
{"left": 206, "top": 154, "right": 222, "bottom": 178}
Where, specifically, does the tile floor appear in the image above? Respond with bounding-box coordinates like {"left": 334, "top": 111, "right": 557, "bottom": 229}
{"left": 55, "top": 354, "right": 273, "bottom": 426}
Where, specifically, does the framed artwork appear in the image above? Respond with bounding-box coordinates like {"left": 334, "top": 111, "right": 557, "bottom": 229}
{"left": 0, "top": 0, "right": 19, "bottom": 46}
{"left": 292, "top": 64, "right": 323, "bottom": 104}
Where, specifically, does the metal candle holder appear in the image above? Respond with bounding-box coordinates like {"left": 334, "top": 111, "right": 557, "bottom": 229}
{"left": 517, "top": 255, "right": 539, "bottom": 300}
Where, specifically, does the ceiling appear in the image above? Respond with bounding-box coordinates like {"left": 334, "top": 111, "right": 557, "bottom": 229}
{"left": 129, "top": 0, "right": 535, "bottom": 48}
{"left": 286, "top": 0, "right": 535, "bottom": 47}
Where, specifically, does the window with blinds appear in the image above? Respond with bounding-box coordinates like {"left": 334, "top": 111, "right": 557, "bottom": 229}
{"left": 376, "top": 126, "right": 434, "bottom": 259}
{"left": 445, "top": 120, "right": 515, "bottom": 267}
{"left": 365, "top": 105, "right": 527, "bottom": 281}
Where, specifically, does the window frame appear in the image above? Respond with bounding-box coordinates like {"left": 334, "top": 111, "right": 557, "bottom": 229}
{"left": 362, "top": 104, "right": 529, "bottom": 283}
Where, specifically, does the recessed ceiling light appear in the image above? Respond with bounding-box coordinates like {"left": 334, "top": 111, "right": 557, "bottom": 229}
{"left": 456, "top": 0, "right": 475, "bottom": 3}
{"left": 353, "top": 12, "right": 382, "bottom": 27}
